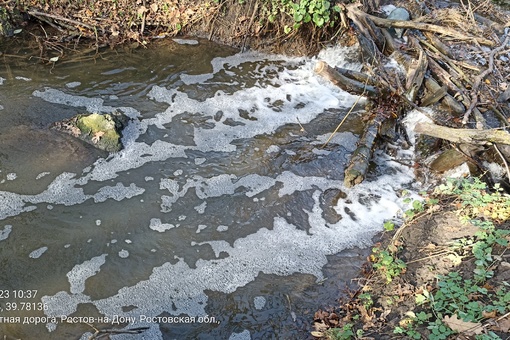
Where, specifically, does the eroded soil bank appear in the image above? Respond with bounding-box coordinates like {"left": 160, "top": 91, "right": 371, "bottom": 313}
{"left": 0, "top": 0, "right": 355, "bottom": 57}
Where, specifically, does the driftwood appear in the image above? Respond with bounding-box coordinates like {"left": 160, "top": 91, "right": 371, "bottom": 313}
{"left": 415, "top": 122, "right": 510, "bottom": 146}
{"left": 315, "top": 2, "right": 510, "bottom": 186}
{"left": 343, "top": 102, "right": 384, "bottom": 187}
{"left": 314, "top": 61, "right": 380, "bottom": 98}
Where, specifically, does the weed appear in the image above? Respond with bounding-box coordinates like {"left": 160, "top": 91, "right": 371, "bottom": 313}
{"left": 383, "top": 220, "right": 395, "bottom": 231}
{"left": 358, "top": 292, "right": 373, "bottom": 309}
{"left": 435, "top": 177, "right": 510, "bottom": 221}
{"left": 370, "top": 246, "right": 406, "bottom": 283}
{"left": 324, "top": 322, "right": 355, "bottom": 339}
{"left": 260, "top": 0, "right": 341, "bottom": 33}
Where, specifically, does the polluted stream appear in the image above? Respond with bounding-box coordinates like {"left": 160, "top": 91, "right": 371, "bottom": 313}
{"left": 0, "top": 39, "right": 415, "bottom": 339}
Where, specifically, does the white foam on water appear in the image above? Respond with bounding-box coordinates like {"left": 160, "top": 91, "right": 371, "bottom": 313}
{"left": 265, "top": 145, "right": 280, "bottom": 154}
{"left": 36, "top": 172, "right": 51, "bottom": 180}
{"left": 15, "top": 76, "right": 31, "bottom": 81}
{"left": 196, "top": 224, "right": 207, "bottom": 233}
{"left": 194, "top": 157, "right": 206, "bottom": 165}
{"left": 194, "top": 201, "right": 206, "bottom": 214}
{"left": 0, "top": 173, "right": 145, "bottom": 220}
{"left": 6, "top": 173, "right": 16, "bottom": 181}
{"left": 229, "top": 330, "right": 251, "bottom": 340}
{"left": 149, "top": 218, "right": 175, "bottom": 233}
{"left": 29, "top": 246, "right": 48, "bottom": 259}
{"left": 0, "top": 225, "right": 12, "bottom": 241}
{"left": 66, "top": 82, "right": 81, "bottom": 88}
{"left": 33, "top": 88, "right": 112, "bottom": 113}
{"left": 67, "top": 254, "right": 107, "bottom": 294}
{"left": 217, "top": 225, "right": 228, "bottom": 232}
{"left": 45, "top": 169, "right": 409, "bottom": 331}
{"left": 93, "top": 183, "right": 145, "bottom": 203}
{"left": 254, "top": 296, "right": 266, "bottom": 310}
{"left": 0, "top": 44, "right": 419, "bottom": 338}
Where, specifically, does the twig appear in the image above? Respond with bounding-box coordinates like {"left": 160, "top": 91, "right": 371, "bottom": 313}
{"left": 86, "top": 323, "right": 149, "bottom": 340}
{"left": 405, "top": 250, "right": 462, "bottom": 265}
{"left": 27, "top": 10, "right": 96, "bottom": 30}
{"left": 462, "top": 32, "right": 510, "bottom": 124}
{"left": 493, "top": 144, "right": 510, "bottom": 181}
{"left": 347, "top": 4, "right": 495, "bottom": 46}
{"left": 241, "top": 0, "right": 259, "bottom": 52}
{"left": 321, "top": 93, "right": 365, "bottom": 148}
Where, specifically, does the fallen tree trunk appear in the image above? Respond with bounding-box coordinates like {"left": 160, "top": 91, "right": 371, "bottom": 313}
{"left": 344, "top": 101, "right": 383, "bottom": 187}
{"left": 314, "top": 61, "right": 380, "bottom": 98}
{"left": 415, "top": 122, "right": 510, "bottom": 145}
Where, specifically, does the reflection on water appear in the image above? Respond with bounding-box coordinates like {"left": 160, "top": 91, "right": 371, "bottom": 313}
{"left": 0, "top": 39, "right": 412, "bottom": 339}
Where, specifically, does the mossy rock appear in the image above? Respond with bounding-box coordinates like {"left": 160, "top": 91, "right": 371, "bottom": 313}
{"left": 52, "top": 111, "right": 130, "bottom": 152}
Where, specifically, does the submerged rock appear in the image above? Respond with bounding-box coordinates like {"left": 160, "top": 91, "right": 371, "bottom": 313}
{"left": 52, "top": 111, "right": 130, "bottom": 152}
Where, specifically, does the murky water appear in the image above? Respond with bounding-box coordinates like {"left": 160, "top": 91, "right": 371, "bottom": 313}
{"left": 0, "top": 38, "right": 414, "bottom": 339}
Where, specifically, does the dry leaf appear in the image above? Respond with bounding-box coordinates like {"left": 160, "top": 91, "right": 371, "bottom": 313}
{"left": 310, "top": 331, "right": 324, "bottom": 338}
{"left": 92, "top": 131, "right": 105, "bottom": 144}
{"left": 150, "top": 3, "right": 158, "bottom": 12}
{"left": 399, "top": 317, "right": 414, "bottom": 327}
{"left": 491, "top": 314, "right": 510, "bottom": 333}
{"left": 137, "top": 6, "right": 148, "bottom": 16}
{"left": 443, "top": 314, "right": 483, "bottom": 335}
{"left": 446, "top": 253, "right": 463, "bottom": 266}
{"left": 482, "top": 310, "right": 497, "bottom": 319}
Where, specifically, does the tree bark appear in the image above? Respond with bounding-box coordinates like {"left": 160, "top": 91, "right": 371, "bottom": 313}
{"left": 314, "top": 61, "right": 380, "bottom": 98}
{"left": 415, "top": 122, "right": 510, "bottom": 145}
{"left": 344, "top": 102, "right": 383, "bottom": 187}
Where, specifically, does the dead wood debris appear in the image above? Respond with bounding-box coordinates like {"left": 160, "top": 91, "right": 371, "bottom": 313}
{"left": 316, "top": 1, "right": 510, "bottom": 187}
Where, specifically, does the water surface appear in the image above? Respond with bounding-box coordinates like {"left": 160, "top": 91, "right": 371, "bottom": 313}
{"left": 0, "top": 38, "right": 413, "bottom": 339}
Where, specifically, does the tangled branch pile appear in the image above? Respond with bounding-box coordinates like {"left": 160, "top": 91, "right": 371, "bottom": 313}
{"left": 316, "top": 0, "right": 510, "bottom": 187}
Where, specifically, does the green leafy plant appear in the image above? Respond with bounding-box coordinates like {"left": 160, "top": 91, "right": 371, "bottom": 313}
{"left": 324, "top": 322, "right": 355, "bottom": 340}
{"left": 370, "top": 246, "right": 407, "bottom": 283}
{"left": 435, "top": 177, "right": 510, "bottom": 221}
{"left": 383, "top": 220, "right": 395, "bottom": 231}
{"left": 427, "top": 319, "right": 455, "bottom": 340}
{"left": 358, "top": 292, "right": 373, "bottom": 309}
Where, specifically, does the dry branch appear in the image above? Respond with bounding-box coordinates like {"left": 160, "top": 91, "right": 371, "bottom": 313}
{"left": 27, "top": 10, "right": 96, "bottom": 31}
{"left": 404, "top": 37, "right": 428, "bottom": 102}
{"left": 461, "top": 32, "right": 510, "bottom": 124}
{"left": 314, "top": 61, "right": 380, "bottom": 98}
{"left": 347, "top": 5, "right": 495, "bottom": 46}
{"left": 415, "top": 122, "right": 510, "bottom": 145}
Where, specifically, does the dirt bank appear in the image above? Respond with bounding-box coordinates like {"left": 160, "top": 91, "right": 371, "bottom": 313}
{"left": 0, "top": 0, "right": 353, "bottom": 57}
{"left": 313, "top": 178, "right": 510, "bottom": 339}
